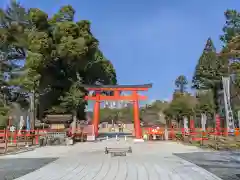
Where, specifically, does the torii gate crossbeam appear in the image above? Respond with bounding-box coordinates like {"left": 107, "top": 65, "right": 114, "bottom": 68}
{"left": 83, "top": 84, "right": 152, "bottom": 140}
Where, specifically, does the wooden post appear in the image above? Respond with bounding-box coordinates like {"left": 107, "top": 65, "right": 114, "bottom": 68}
{"left": 215, "top": 114, "right": 221, "bottom": 136}
{"left": 200, "top": 131, "right": 203, "bottom": 146}
{"left": 13, "top": 130, "right": 17, "bottom": 145}
{"left": 24, "top": 130, "right": 27, "bottom": 146}
{"left": 16, "top": 129, "right": 19, "bottom": 149}
{"left": 4, "top": 128, "right": 8, "bottom": 153}
{"left": 190, "top": 119, "right": 195, "bottom": 133}
{"left": 93, "top": 91, "right": 100, "bottom": 137}
{"left": 35, "top": 129, "right": 39, "bottom": 145}
{"left": 133, "top": 91, "right": 141, "bottom": 139}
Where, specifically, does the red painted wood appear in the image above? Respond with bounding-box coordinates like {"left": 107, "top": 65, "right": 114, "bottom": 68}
{"left": 93, "top": 92, "right": 100, "bottom": 136}
{"left": 85, "top": 95, "right": 147, "bottom": 101}
{"left": 133, "top": 91, "right": 142, "bottom": 139}
{"left": 85, "top": 87, "right": 150, "bottom": 91}
{"left": 84, "top": 86, "right": 152, "bottom": 139}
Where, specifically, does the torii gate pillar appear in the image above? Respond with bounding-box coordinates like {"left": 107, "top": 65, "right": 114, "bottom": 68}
{"left": 84, "top": 84, "right": 152, "bottom": 140}
{"left": 133, "top": 91, "right": 142, "bottom": 139}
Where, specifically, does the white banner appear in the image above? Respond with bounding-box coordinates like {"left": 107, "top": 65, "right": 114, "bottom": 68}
{"left": 201, "top": 113, "right": 207, "bottom": 131}
{"left": 183, "top": 117, "right": 189, "bottom": 134}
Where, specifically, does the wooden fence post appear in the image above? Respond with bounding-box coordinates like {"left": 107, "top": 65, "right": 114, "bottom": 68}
{"left": 4, "top": 128, "right": 8, "bottom": 153}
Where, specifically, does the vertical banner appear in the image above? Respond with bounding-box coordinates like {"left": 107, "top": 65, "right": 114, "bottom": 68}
{"left": 26, "top": 116, "right": 30, "bottom": 147}
{"left": 238, "top": 111, "right": 240, "bottom": 128}
{"left": 222, "top": 77, "right": 234, "bottom": 132}
{"left": 26, "top": 116, "right": 30, "bottom": 133}
{"left": 183, "top": 117, "right": 189, "bottom": 134}
{"left": 201, "top": 113, "right": 207, "bottom": 131}
{"left": 18, "top": 116, "right": 24, "bottom": 135}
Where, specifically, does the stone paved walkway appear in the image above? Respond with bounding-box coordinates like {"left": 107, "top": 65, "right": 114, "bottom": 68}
{"left": 0, "top": 139, "right": 222, "bottom": 180}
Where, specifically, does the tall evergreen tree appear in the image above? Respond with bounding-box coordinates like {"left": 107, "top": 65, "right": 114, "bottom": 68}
{"left": 175, "top": 75, "right": 188, "bottom": 93}
{"left": 192, "top": 38, "right": 228, "bottom": 112}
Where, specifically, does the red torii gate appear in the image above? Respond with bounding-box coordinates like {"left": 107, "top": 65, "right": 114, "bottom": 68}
{"left": 84, "top": 84, "right": 152, "bottom": 139}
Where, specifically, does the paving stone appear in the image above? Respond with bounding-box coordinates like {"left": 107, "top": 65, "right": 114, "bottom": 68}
{"left": 0, "top": 139, "right": 229, "bottom": 180}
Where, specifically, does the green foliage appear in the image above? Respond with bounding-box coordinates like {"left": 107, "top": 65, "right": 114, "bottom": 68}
{"left": 0, "top": 0, "right": 33, "bottom": 120}
{"left": 175, "top": 75, "right": 188, "bottom": 93}
{"left": 195, "top": 90, "right": 215, "bottom": 115}
{"left": 192, "top": 38, "right": 228, "bottom": 114}
{"left": 0, "top": 2, "right": 117, "bottom": 120}
{"left": 220, "top": 10, "right": 240, "bottom": 44}
{"left": 100, "top": 108, "right": 117, "bottom": 122}
{"left": 59, "top": 80, "right": 87, "bottom": 115}
{"left": 147, "top": 100, "right": 169, "bottom": 112}
{"left": 219, "top": 9, "right": 240, "bottom": 121}
{"left": 164, "top": 94, "right": 195, "bottom": 121}
{"left": 0, "top": 103, "right": 9, "bottom": 127}
{"left": 192, "top": 38, "right": 227, "bottom": 90}
{"left": 100, "top": 107, "right": 134, "bottom": 123}
{"left": 99, "top": 100, "right": 169, "bottom": 124}
{"left": 221, "top": 34, "right": 240, "bottom": 87}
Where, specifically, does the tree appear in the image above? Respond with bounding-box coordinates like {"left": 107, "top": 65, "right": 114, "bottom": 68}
{"left": 219, "top": 10, "right": 240, "bottom": 127}
{"left": 98, "top": 100, "right": 170, "bottom": 125}
{"left": 0, "top": 2, "right": 117, "bottom": 123}
{"left": 220, "top": 10, "right": 240, "bottom": 44}
{"left": 192, "top": 38, "right": 228, "bottom": 112}
{"left": 195, "top": 90, "right": 215, "bottom": 115}
{"left": 194, "top": 90, "right": 216, "bottom": 127}
{"left": 164, "top": 75, "right": 197, "bottom": 127}
{"left": 147, "top": 100, "right": 169, "bottom": 112}
{"left": 192, "top": 38, "right": 217, "bottom": 89}
{"left": 219, "top": 10, "right": 240, "bottom": 87}
{"left": 99, "top": 108, "right": 117, "bottom": 123}
{"left": 175, "top": 75, "right": 188, "bottom": 93}
{"left": 0, "top": 0, "right": 30, "bottom": 126}
{"left": 163, "top": 93, "right": 196, "bottom": 127}
{"left": 221, "top": 35, "right": 240, "bottom": 87}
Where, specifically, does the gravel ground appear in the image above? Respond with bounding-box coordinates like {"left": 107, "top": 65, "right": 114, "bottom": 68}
{"left": 0, "top": 158, "right": 57, "bottom": 180}
{"left": 175, "top": 151, "right": 240, "bottom": 180}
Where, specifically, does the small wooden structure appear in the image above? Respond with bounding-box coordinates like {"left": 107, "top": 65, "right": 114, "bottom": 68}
{"left": 39, "top": 114, "right": 73, "bottom": 146}
{"left": 43, "top": 114, "right": 73, "bottom": 130}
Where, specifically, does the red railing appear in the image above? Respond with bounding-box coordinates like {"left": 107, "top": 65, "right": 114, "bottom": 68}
{"left": 142, "top": 127, "right": 240, "bottom": 141}
{"left": 0, "top": 125, "right": 95, "bottom": 153}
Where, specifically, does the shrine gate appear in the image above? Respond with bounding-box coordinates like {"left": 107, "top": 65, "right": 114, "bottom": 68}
{"left": 84, "top": 84, "right": 152, "bottom": 139}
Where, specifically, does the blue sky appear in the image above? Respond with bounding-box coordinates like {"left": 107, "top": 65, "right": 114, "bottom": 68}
{"left": 1, "top": 0, "right": 240, "bottom": 105}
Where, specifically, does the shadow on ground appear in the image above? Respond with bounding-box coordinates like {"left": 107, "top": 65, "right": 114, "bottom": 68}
{"left": 0, "top": 158, "right": 57, "bottom": 180}
{"left": 175, "top": 151, "right": 240, "bottom": 180}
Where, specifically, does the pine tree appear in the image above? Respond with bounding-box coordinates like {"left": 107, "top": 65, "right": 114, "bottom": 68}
{"left": 175, "top": 75, "right": 188, "bottom": 93}
{"left": 193, "top": 38, "right": 228, "bottom": 89}
{"left": 192, "top": 38, "right": 228, "bottom": 113}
